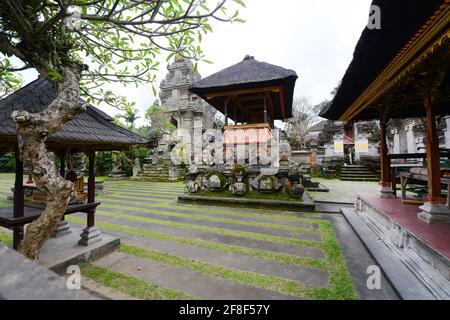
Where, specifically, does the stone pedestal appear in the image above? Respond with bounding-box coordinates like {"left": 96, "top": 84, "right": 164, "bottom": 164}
{"left": 78, "top": 226, "right": 102, "bottom": 246}
{"left": 379, "top": 183, "right": 395, "bottom": 199}
{"left": 50, "top": 219, "right": 72, "bottom": 238}
{"left": 418, "top": 202, "right": 450, "bottom": 224}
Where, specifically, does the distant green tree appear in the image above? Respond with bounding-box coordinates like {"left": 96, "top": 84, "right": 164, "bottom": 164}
{"left": 145, "top": 102, "right": 176, "bottom": 139}
{"left": 119, "top": 105, "right": 140, "bottom": 129}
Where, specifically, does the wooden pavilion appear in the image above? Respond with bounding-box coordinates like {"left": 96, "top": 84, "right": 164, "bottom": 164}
{"left": 184, "top": 56, "right": 302, "bottom": 196}
{"left": 190, "top": 55, "right": 297, "bottom": 127}
{"left": 0, "top": 78, "right": 148, "bottom": 249}
{"left": 320, "top": 0, "right": 450, "bottom": 297}
{"left": 190, "top": 55, "right": 297, "bottom": 163}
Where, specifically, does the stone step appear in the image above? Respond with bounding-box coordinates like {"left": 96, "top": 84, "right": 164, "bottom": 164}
{"left": 100, "top": 197, "right": 320, "bottom": 230}
{"left": 339, "top": 174, "right": 379, "bottom": 178}
{"left": 100, "top": 229, "right": 328, "bottom": 286}
{"left": 340, "top": 178, "right": 379, "bottom": 182}
{"left": 96, "top": 207, "right": 321, "bottom": 242}
{"left": 71, "top": 214, "right": 323, "bottom": 258}
{"left": 94, "top": 252, "right": 301, "bottom": 300}
{"left": 339, "top": 172, "right": 378, "bottom": 175}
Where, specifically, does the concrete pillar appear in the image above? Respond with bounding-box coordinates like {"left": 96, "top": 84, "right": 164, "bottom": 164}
{"left": 444, "top": 116, "right": 450, "bottom": 149}
{"left": 406, "top": 125, "right": 416, "bottom": 153}
{"left": 392, "top": 129, "right": 400, "bottom": 154}
{"left": 379, "top": 111, "right": 394, "bottom": 198}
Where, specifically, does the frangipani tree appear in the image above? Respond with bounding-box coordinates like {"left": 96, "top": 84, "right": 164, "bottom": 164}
{"left": 0, "top": 0, "right": 244, "bottom": 259}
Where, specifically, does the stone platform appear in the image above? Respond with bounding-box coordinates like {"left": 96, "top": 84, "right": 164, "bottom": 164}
{"left": 342, "top": 193, "right": 450, "bottom": 299}
{"left": 178, "top": 192, "right": 315, "bottom": 212}
{"left": 39, "top": 226, "right": 120, "bottom": 274}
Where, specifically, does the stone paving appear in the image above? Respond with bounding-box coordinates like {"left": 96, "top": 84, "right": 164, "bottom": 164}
{"left": 309, "top": 178, "right": 379, "bottom": 204}
{"left": 0, "top": 174, "right": 397, "bottom": 300}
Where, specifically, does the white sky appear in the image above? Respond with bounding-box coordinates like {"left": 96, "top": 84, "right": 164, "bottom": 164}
{"left": 18, "top": 0, "right": 373, "bottom": 126}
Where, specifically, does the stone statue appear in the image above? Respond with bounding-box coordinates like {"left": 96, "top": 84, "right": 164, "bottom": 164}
{"left": 109, "top": 151, "right": 126, "bottom": 178}
{"left": 132, "top": 158, "right": 141, "bottom": 177}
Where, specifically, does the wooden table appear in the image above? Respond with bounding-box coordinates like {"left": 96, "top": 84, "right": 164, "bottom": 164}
{"left": 391, "top": 163, "right": 423, "bottom": 197}
{"left": 0, "top": 202, "right": 100, "bottom": 249}
{"left": 399, "top": 172, "right": 450, "bottom": 206}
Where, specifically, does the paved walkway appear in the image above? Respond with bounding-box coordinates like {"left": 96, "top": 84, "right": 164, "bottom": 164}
{"left": 309, "top": 178, "right": 379, "bottom": 204}
{"left": 0, "top": 174, "right": 397, "bottom": 300}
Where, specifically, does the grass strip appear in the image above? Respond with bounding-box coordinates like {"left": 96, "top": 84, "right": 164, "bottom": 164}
{"left": 99, "top": 193, "right": 321, "bottom": 223}
{"left": 0, "top": 231, "right": 12, "bottom": 245}
{"left": 313, "top": 221, "right": 358, "bottom": 300}
{"left": 120, "top": 243, "right": 322, "bottom": 299}
{"left": 65, "top": 216, "right": 325, "bottom": 269}
{"left": 100, "top": 201, "right": 319, "bottom": 235}
{"left": 94, "top": 209, "right": 321, "bottom": 247}
{"left": 81, "top": 264, "right": 195, "bottom": 300}
{"left": 0, "top": 201, "right": 12, "bottom": 207}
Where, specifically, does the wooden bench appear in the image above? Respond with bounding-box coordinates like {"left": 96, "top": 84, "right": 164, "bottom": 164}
{"left": 0, "top": 202, "right": 100, "bottom": 249}
{"left": 399, "top": 172, "right": 450, "bottom": 206}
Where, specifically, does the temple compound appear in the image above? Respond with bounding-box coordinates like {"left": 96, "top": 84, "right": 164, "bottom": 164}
{"left": 183, "top": 56, "right": 318, "bottom": 200}
{"left": 135, "top": 57, "right": 218, "bottom": 181}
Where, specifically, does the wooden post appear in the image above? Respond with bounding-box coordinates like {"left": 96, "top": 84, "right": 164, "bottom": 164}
{"left": 417, "top": 71, "right": 450, "bottom": 224}
{"left": 79, "top": 151, "right": 101, "bottom": 246}
{"left": 87, "top": 151, "right": 95, "bottom": 226}
{"left": 379, "top": 110, "right": 393, "bottom": 197}
{"left": 13, "top": 151, "right": 24, "bottom": 250}
{"left": 88, "top": 152, "right": 95, "bottom": 204}
{"left": 224, "top": 100, "right": 228, "bottom": 126}
{"left": 59, "top": 151, "right": 66, "bottom": 178}
{"left": 13, "top": 151, "right": 24, "bottom": 218}
{"left": 424, "top": 95, "right": 442, "bottom": 204}
{"left": 263, "top": 98, "right": 268, "bottom": 123}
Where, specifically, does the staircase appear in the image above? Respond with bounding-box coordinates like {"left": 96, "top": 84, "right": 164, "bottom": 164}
{"left": 133, "top": 159, "right": 184, "bottom": 182}
{"left": 338, "top": 165, "right": 380, "bottom": 182}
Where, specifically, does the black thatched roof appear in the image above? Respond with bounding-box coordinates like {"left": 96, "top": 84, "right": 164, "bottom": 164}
{"left": 0, "top": 78, "right": 148, "bottom": 151}
{"left": 319, "top": 0, "right": 447, "bottom": 120}
{"left": 189, "top": 56, "right": 298, "bottom": 121}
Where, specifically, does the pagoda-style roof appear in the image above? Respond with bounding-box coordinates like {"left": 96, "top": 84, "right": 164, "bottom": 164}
{"left": 320, "top": 0, "right": 449, "bottom": 121}
{"left": 189, "top": 56, "right": 298, "bottom": 123}
{"left": 0, "top": 78, "right": 148, "bottom": 152}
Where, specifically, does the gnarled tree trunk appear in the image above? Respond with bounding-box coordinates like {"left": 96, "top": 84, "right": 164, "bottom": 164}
{"left": 12, "top": 65, "right": 86, "bottom": 260}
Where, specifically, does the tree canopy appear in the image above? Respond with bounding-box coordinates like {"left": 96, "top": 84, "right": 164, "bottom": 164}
{"left": 0, "top": 0, "right": 245, "bottom": 107}
{"left": 0, "top": 0, "right": 245, "bottom": 259}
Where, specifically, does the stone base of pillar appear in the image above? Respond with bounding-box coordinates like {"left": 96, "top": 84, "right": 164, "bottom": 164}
{"left": 379, "top": 184, "right": 395, "bottom": 199}
{"left": 50, "top": 220, "right": 72, "bottom": 238}
{"left": 78, "top": 227, "right": 102, "bottom": 246}
{"left": 418, "top": 202, "right": 450, "bottom": 224}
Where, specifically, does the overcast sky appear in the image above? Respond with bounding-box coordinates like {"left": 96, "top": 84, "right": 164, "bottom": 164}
{"left": 19, "top": 0, "right": 373, "bottom": 126}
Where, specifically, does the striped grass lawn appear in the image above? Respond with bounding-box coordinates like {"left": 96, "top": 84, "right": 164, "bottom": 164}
{"left": 0, "top": 174, "right": 358, "bottom": 300}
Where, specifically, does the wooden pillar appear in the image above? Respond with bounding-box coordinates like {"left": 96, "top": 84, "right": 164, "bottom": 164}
{"left": 13, "top": 151, "right": 24, "bottom": 250}
{"left": 379, "top": 110, "right": 393, "bottom": 197}
{"left": 88, "top": 152, "right": 95, "bottom": 205}
{"left": 424, "top": 95, "right": 443, "bottom": 204}
{"left": 13, "top": 151, "right": 24, "bottom": 218}
{"left": 59, "top": 151, "right": 66, "bottom": 178}
{"left": 79, "top": 151, "right": 101, "bottom": 246}
{"left": 224, "top": 100, "right": 228, "bottom": 126}
{"left": 263, "top": 98, "right": 268, "bottom": 123}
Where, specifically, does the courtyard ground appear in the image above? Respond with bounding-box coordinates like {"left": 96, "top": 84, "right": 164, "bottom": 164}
{"left": 308, "top": 178, "right": 379, "bottom": 204}
{"left": 0, "top": 174, "right": 397, "bottom": 300}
